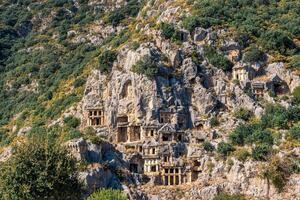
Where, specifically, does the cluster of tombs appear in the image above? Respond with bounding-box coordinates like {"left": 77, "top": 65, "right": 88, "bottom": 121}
{"left": 76, "top": 62, "right": 290, "bottom": 186}
{"left": 232, "top": 62, "right": 289, "bottom": 98}
{"left": 81, "top": 106, "right": 204, "bottom": 186}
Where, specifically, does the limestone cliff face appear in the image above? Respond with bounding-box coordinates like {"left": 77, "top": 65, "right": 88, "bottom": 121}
{"left": 2, "top": 0, "right": 300, "bottom": 199}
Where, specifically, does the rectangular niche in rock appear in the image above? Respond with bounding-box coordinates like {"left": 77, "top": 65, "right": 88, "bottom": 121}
{"left": 88, "top": 109, "right": 105, "bottom": 126}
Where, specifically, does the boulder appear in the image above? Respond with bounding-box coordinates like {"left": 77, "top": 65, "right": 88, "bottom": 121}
{"left": 194, "top": 27, "right": 207, "bottom": 42}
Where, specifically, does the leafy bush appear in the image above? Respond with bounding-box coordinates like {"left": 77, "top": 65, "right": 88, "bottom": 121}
{"left": 131, "top": 41, "right": 140, "bottom": 50}
{"left": 213, "top": 192, "right": 246, "bottom": 200}
{"left": 233, "top": 108, "right": 253, "bottom": 121}
{"left": 217, "top": 142, "right": 234, "bottom": 157}
{"left": 66, "top": 129, "right": 83, "bottom": 140}
{"left": 292, "top": 86, "right": 300, "bottom": 105}
{"left": 182, "top": 16, "right": 211, "bottom": 32}
{"left": 261, "top": 157, "right": 291, "bottom": 192}
{"left": 260, "top": 30, "right": 296, "bottom": 55}
{"left": 252, "top": 144, "right": 272, "bottom": 161}
{"left": 132, "top": 55, "right": 159, "bottom": 78}
{"left": 64, "top": 116, "right": 81, "bottom": 128}
{"left": 203, "top": 141, "right": 215, "bottom": 152}
{"left": 204, "top": 45, "right": 233, "bottom": 71}
{"left": 190, "top": 0, "right": 300, "bottom": 57}
{"left": 87, "top": 189, "right": 127, "bottom": 200}
{"left": 106, "top": 0, "right": 142, "bottom": 26}
{"left": 210, "top": 116, "right": 220, "bottom": 127}
{"left": 0, "top": 136, "right": 82, "bottom": 199}
{"left": 160, "top": 22, "right": 175, "bottom": 39}
{"left": 288, "top": 126, "right": 300, "bottom": 140}
{"left": 243, "top": 46, "right": 264, "bottom": 63}
{"left": 159, "top": 22, "right": 184, "bottom": 43}
{"left": 229, "top": 124, "right": 254, "bottom": 145}
{"left": 73, "top": 78, "right": 86, "bottom": 88}
{"left": 234, "top": 148, "right": 250, "bottom": 162}
{"left": 290, "top": 55, "right": 300, "bottom": 70}
{"left": 261, "top": 104, "right": 289, "bottom": 129}
{"left": 98, "top": 50, "right": 117, "bottom": 73}
{"left": 250, "top": 130, "right": 274, "bottom": 145}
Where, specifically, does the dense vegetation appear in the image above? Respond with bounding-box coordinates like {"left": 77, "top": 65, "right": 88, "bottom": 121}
{"left": 132, "top": 55, "right": 159, "bottom": 78}
{"left": 0, "top": 0, "right": 102, "bottom": 131}
{"left": 228, "top": 104, "right": 300, "bottom": 160}
{"left": 188, "top": 0, "right": 300, "bottom": 59}
{"left": 213, "top": 192, "right": 246, "bottom": 200}
{"left": 159, "top": 22, "right": 183, "bottom": 43}
{"left": 0, "top": 135, "right": 82, "bottom": 200}
{"left": 105, "top": 0, "right": 143, "bottom": 26}
{"left": 0, "top": 0, "right": 145, "bottom": 146}
{"left": 87, "top": 189, "right": 127, "bottom": 200}
{"left": 203, "top": 45, "right": 233, "bottom": 71}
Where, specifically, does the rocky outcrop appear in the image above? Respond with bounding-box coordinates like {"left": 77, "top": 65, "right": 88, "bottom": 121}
{"left": 79, "top": 164, "right": 122, "bottom": 194}
{"left": 0, "top": 147, "right": 13, "bottom": 163}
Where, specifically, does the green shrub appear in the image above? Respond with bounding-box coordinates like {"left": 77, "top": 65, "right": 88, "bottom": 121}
{"left": 290, "top": 55, "right": 300, "bottom": 70}
{"left": 182, "top": 16, "right": 211, "bottom": 32}
{"left": 233, "top": 108, "right": 253, "bottom": 121}
{"left": 252, "top": 144, "right": 272, "bottom": 161}
{"left": 234, "top": 148, "right": 250, "bottom": 162}
{"left": 210, "top": 116, "right": 219, "bottom": 127}
{"left": 217, "top": 142, "right": 234, "bottom": 157}
{"left": 250, "top": 130, "right": 274, "bottom": 145}
{"left": 0, "top": 136, "right": 82, "bottom": 199}
{"left": 261, "top": 157, "right": 291, "bottom": 192}
{"left": 261, "top": 104, "right": 289, "bottom": 129}
{"left": 159, "top": 22, "right": 184, "bottom": 43}
{"left": 160, "top": 22, "right": 175, "bottom": 39}
{"left": 98, "top": 50, "right": 117, "bottom": 73}
{"left": 292, "top": 86, "right": 300, "bottom": 105}
{"left": 213, "top": 192, "right": 246, "bottom": 200}
{"left": 243, "top": 46, "right": 264, "bottom": 63}
{"left": 204, "top": 46, "right": 233, "bottom": 71}
{"left": 87, "top": 188, "right": 127, "bottom": 200}
{"left": 131, "top": 41, "right": 140, "bottom": 50}
{"left": 64, "top": 116, "right": 81, "bottom": 128}
{"left": 229, "top": 124, "right": 253, "bottom": 146}
{"left": 288, "top": 126, "right": 300, "bottom": 140}
{"left": 106, "top": 0, "right": 142, "bottom": 26}
{"left": 132, "top": 55, "right": 159, "bottom": 78}
{"left": 260, "top": 30, "right": 296, "bottom": 55}
{"left": 203, "top": 141, "right": 215, "bottom": 152}
{"left": 66, "top": 129, "right": 83, "bottom": 140}
{"left": 73, "top": 78, "right": 86, "bottom": 88}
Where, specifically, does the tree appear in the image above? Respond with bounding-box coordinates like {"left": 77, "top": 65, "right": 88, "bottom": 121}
{"left": 0, "top": 136, "right": 82, "bottom": 200}
{"left": 260, "top": 30, "right": 296, "bottom": 55}
{"left": 98, "top": 50, "right": 117, "bottom": 73}
{"left": 87, "top": 188, "right": 127, "bottom": 200}
{"left": 260, "top": 157, "right": 291, "bottom": 196}
{"left": 132, "top": 55, "right": 159, "bottom": 78}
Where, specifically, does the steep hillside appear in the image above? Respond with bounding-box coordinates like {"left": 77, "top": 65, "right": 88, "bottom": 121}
{"left": 0, "top": 0, "right": 300, "bottom": 200}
